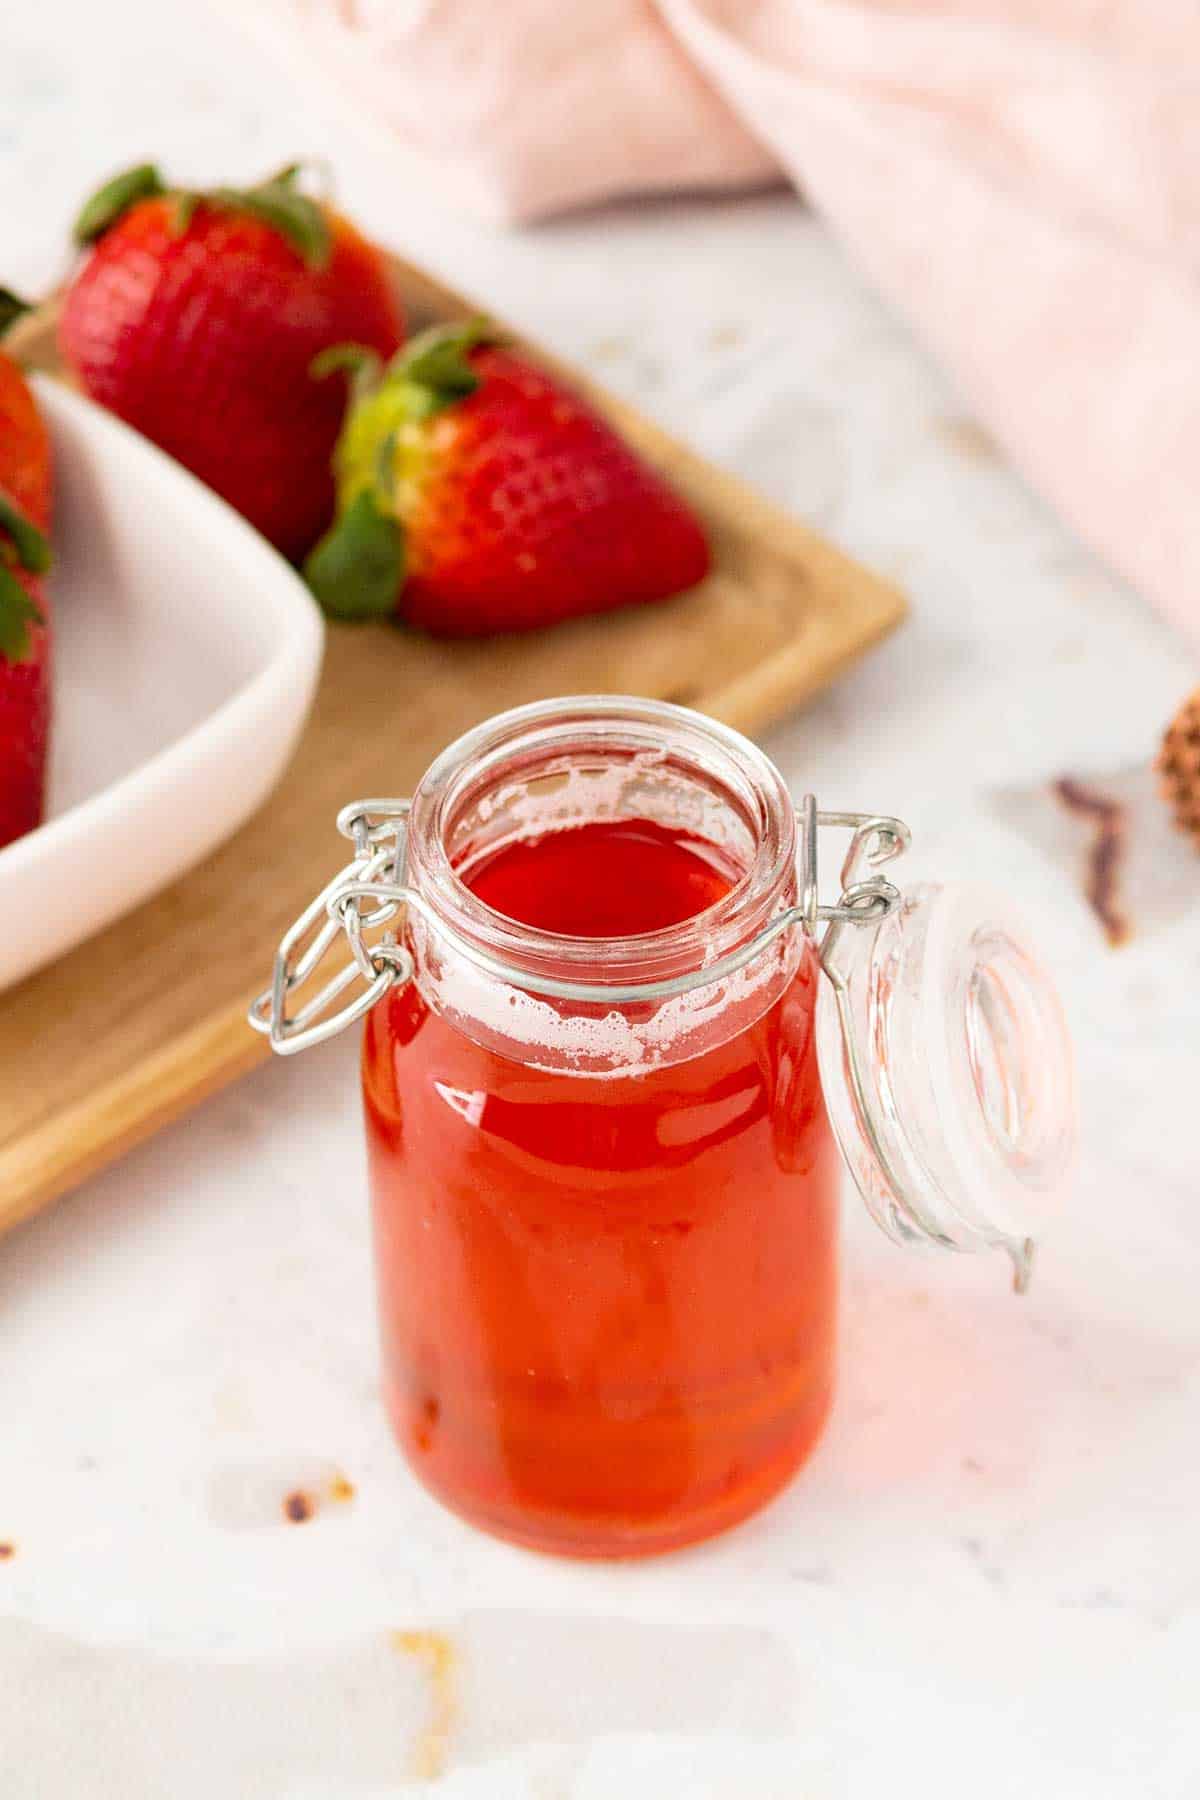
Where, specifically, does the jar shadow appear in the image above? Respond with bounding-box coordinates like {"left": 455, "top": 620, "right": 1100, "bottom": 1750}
{"left": 709, "top": 1245, "right": 1195, "bottom": 1593}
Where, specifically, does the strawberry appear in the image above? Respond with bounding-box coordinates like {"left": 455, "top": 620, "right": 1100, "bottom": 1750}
{"left": 304, "top": 321, "right": 710, "bottom": 635}
{"left": 0, "top": 314, "right": 53, "bottom": 851}
{"left": 59, "top": 163, "right": 404, "bottom": 560}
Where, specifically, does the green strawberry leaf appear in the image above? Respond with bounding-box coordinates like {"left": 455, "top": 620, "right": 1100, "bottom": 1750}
{"left": 325, "top": 321, "right": 500, "bottom": 530}
{"left": 0, "top": 488, "right": 51, "bottom": 575}
{"left": 74, "top": 163, "right": 167, "bottom": 244}
{"left": 388, "top": 318, "right": 498, "bottom": 415}
{"left": 303, "top": 489, "right": 403, "bottom": 622}
{"left": 373, "top": 429, "right": 398, "bottom": 504}
{"left": 210, "top": 170, "right": 332, "bottom": 269}
{"left": 0, "top": 563, "right": 43, "bottom": 664}
{"left": 0, "top": 288, "right": 32, "bottom": 338}
{"left": 169, "top": 190, "right": 200, "bottom": 235}
{"left": 311, "top": 342, "right": 383, "bottom": 405}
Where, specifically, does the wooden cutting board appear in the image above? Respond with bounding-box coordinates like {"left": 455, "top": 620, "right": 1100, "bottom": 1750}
{"left": 0, "top": 255, "right": 905, "bottom": 1236}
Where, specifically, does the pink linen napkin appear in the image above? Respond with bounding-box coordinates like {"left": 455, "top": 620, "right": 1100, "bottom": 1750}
{"left": 227, "top": 0, "right": 1200, "bottom": 649}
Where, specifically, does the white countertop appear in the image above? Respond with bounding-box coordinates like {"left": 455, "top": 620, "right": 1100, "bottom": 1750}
{"left": 3, "top": 3, "right": 1199, "bottom": 1795}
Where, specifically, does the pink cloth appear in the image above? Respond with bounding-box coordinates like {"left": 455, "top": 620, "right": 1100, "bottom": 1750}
{"left": 235, "top": 0, "right": 1200, "bottom": 647}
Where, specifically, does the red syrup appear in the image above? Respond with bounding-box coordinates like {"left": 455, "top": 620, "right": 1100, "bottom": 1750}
{"left": 362, "top": 818, "right": 838, "bottom": 1555}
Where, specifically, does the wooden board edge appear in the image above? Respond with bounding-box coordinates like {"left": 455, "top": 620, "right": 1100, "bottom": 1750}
{"left": 0, "top": 997, "right": 270, "bottom": 1236}
{"left": 5, "top": 298, "right": 60, "bottom": 373}
{"left": 703, "top": 580, "right": 905, "bottom": 733}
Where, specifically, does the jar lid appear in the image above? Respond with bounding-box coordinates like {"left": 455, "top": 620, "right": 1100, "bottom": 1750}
{"left": 815, "top": 881, "right": 1077, "bottom": 1289}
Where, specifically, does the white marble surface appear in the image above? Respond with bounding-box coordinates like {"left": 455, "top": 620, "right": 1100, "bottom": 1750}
{"left": 3, "top": 3, "right": 1199, "bottom": 1795}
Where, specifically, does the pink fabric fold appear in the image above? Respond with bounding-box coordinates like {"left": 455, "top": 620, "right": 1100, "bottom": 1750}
{"left": 228, "top": 0, "right": 1200, "bottom": 647}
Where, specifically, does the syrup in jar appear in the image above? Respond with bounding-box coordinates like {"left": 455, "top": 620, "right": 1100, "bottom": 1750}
{"left": 365, "top": 816, "right": 838, "bottom": 1555}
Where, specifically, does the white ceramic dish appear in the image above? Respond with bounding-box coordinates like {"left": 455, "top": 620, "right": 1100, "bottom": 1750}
{"left": 0, "top": 379, "right": 324, "bottom": 992}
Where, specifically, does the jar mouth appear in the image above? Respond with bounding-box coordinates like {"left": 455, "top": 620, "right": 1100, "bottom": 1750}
{"left": 408, "top": 696, "right": 798, "bottom": 989}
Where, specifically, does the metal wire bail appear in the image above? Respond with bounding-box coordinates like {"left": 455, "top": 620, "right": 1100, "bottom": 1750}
{"left": 248, "top": 802, "right": 415, "bottom": 1055}
{"left": 249, "top": 796, "right": 911, "bottom": 1055}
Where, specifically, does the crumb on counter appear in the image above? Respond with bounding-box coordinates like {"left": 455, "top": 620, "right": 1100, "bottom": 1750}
{"left": 393, "top": 1629, "right": 458, "bottom": 1781}
{"left": 937, "top": 414, "right": 1001, "bottom": 463}
{"left": 282, "top": 1490, "right": 315, "bottom": 1525}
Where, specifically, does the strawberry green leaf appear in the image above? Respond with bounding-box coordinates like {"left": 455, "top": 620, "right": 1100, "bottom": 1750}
{"left": 0, "top": 489, "right": 51, "bottom": 574}
{"left": 74, "top": 163, "right": 167, "bottom": 244}
{"left": 311, "top": 342, "right": 377, "bottom": 381}
{"left": 169, "top": 190, "right": 200, "bottom": 235}
{"left": 0, "top": 564, "right": 43, "bottom": 664}
{"left": 0, "top": 288, "right": 32, "bottom": 338}
{"left": 388, "top": 318, "right": 498, "bottom": 414}
{"left": 210, "top": 172, "right": 332, "bottom": 269}
{"left": 311, "top": 342, "right": 383, "bottom": 405}
{"left": 303, "top": 490, "right": 403, "bottom": 622}
{"left": 373, "top": 429, "right": 398, "bottom": 504}
{"left": 326, "top": 321, "right": 502, "bottom": 517}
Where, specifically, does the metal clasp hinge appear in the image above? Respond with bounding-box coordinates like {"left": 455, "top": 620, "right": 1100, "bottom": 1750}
{"left": 248, "top": 801, "right": 415, "bottom": 1055}
{"left": 249, "top": 796, "right": 911, "bottom": 1057}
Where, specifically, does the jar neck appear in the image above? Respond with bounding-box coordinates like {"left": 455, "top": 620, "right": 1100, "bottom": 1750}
{"left": 404, "top": 697, "right": 804, "bottom": 1073}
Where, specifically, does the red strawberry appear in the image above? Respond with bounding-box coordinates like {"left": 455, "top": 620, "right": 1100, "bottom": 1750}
{"left": 0, "top": 331, "right": 53, "bottom": 851}
{"left": 59, "top": 163, "right": 404, "bottom": 560}
{"left": 304, "top": 321, "right": 710, "bottom": 635}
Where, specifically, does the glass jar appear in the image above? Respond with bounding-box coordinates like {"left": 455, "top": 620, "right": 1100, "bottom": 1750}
{"left": 253, "top": 697, "right": 1076, "bottom": 1558}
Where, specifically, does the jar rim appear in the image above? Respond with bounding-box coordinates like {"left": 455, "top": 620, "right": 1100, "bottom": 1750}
{"left": 407, "top": 696, "right": 798, "bottom": 989}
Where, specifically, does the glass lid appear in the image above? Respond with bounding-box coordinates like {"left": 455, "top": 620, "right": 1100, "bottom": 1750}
{"left": 816, "top": 879, "right": 1078, "bottom": 1291}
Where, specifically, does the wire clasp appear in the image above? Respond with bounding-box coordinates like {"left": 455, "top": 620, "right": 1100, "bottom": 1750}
{"left": 249, "top": 797, "right": 912, "bottom": 1055}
